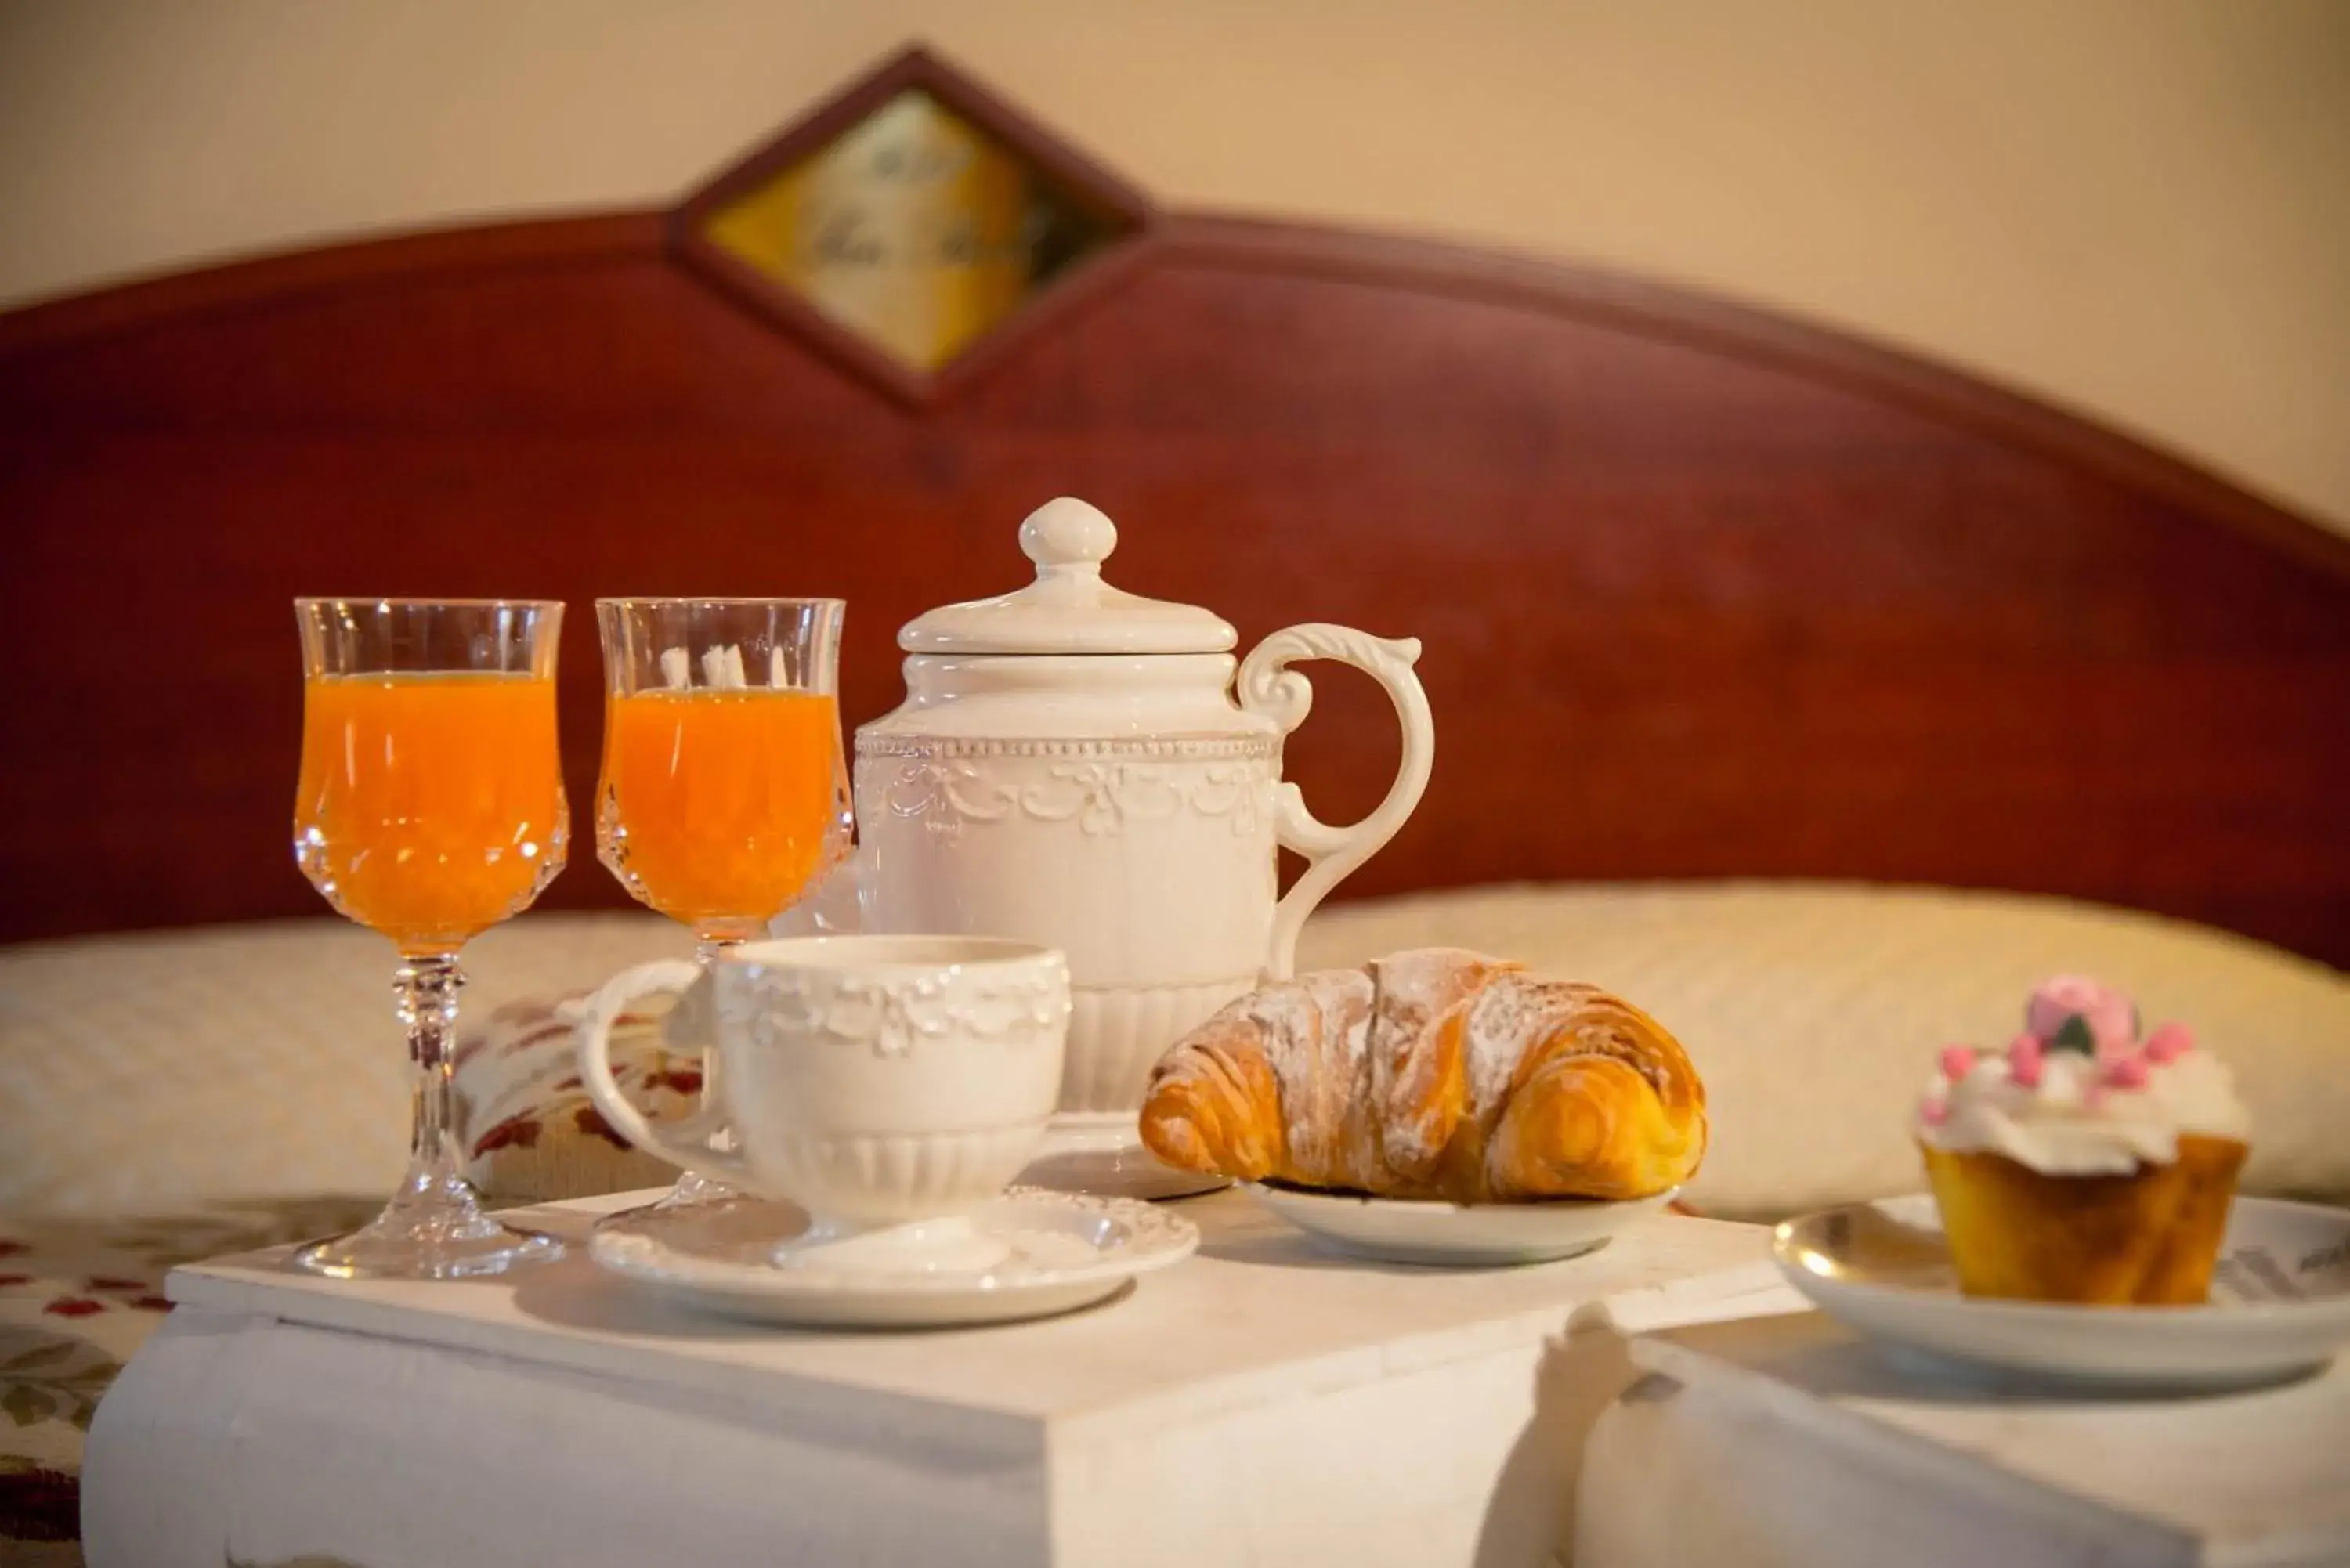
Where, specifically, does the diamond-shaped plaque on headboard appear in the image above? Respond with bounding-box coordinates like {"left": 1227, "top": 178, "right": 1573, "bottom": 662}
{"left": 670, "top": 46, "right": 1157, "bottom": 405}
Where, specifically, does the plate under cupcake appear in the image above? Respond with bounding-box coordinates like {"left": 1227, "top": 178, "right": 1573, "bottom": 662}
{"left": 590, "top": 1186, "right": 1198, "bottom": 1328}
{"left": 1774, "top": 1192, "right": 2350, "bottom": 1389}
{"left": 1245, "top": 1180, "right": 1676, "bottom": 1266}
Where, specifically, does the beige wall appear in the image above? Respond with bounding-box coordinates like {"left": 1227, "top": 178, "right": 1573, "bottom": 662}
{"left": 2, "top": 0, "right": 2345, "bottom": 529}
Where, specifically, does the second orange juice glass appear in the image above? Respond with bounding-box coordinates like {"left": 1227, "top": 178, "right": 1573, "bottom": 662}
{"left": 595, "top": 598, "right": 852, "bottom": 1209}
{"left": 600, "top": 685, "right": 843, "bottom": 936}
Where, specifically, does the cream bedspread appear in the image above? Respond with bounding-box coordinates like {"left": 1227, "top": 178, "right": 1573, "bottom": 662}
{"left": 3, "top": 882, "right": 2343, "bottom": 1222}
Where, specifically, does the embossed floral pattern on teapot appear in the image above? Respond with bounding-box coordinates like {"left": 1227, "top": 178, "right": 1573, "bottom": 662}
{"left": 838, "top": 497, "right": 1434, "bottom": 1196}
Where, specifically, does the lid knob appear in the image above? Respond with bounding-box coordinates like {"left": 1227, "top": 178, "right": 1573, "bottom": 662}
{"left": 895, "top": 495, "right": 1235, "bottom": 655}
{"left": 1019, "top": 497, "right": 1117, "bottom": 577}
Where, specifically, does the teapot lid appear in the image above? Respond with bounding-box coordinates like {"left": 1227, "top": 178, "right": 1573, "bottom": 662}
{"left": 898, "top": 497, "right": 1238, "bottom": 656}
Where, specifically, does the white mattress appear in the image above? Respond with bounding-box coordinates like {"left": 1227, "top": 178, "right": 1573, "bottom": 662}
{"left": 2, "top": 883, "right": 2341, "bottom": 1219}
{"left": 0, "top": 913, "right": 690, "bottom": 1216}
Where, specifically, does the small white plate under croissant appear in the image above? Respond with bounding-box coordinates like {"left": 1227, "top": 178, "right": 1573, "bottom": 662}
{"left": 1141, "top": 948, "right": 1708, "bottom": 1266}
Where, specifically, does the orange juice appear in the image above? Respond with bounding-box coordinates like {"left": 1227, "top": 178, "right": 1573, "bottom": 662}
{"left": 295, "top": 672, "right": 567, "bottom": 952}
{"left": 597, "top": 688, "right": 841, "bottom": 930}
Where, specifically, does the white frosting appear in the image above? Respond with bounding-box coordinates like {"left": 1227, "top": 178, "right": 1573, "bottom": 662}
{"left": 2139, "top": 1049, "right": 2252, "bottom": 1146}
{"left": 1916, "top": 1044, "right": 2250, "bottom": 1175}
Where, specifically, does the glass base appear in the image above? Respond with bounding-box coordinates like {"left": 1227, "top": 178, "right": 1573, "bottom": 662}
{"left": 590, "top": 1185, "right": 765, "bottom": 1250}
{"left": 593, "top": 1170, "right": 742, "bottom": 1236}
{"left": 295, "top": 1172, "right": 563, "bottom": 1281}
{"left": 662, "top": 1170, "right": 743, "bottom": 1207}
{"left": 606, "top": 1121, "right": 747, "bottom": 1221}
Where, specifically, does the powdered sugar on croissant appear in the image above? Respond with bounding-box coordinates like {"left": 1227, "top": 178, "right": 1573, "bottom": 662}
{"left": 1141, "top": 948, "right": 1707, "bottom": 1202}
{"left": 1143, "top": 968, "right": 1383, "bottom": 1193}
{"left": 1365, "top": 948, "right": 1513, "bottom": 1182}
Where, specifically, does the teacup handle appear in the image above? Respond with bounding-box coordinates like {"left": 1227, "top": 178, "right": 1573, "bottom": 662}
{"left": 573, "top": 959, "right": 751, "bottom": 1190}
{"left": 1238, "top": 623, "right": 1434, "bottom": 981}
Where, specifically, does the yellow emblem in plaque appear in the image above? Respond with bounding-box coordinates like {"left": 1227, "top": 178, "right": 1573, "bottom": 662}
{"left": 703, "top": 89, "right": 1125, "bottom": 372}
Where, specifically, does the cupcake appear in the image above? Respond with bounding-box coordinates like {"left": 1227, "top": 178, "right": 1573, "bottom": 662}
{"left": 1914, "top": 977, "right": 2250, "bottom": 1304}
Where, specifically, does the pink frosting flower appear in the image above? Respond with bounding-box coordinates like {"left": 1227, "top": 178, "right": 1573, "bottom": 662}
{"left": 1918, "top": 1096, "right": 1950, "bottom": 1127}
{"left": 2143, "top": 1022, "right": 2195, "bottom": 1063}
{"left": 1937, "top": 1044, "right": 1977, "bottom": 1082}
{"left": 2025, "top": 976, "right": 2137, "bottom": 1057}
{"left": 2103, "top": 1053, "right": 2151, "bottom": 1090}
{"left": 2007, "top": 1032, "right": 2045, "bottom": 1088}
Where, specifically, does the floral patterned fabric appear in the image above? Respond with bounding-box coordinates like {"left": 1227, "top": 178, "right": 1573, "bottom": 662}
{"left": 0, "top": 1199, "right": 380, "bottom": 1564}
{"left": 457, "top": 995, "right": 700, "bottom": 1205}
{"left": 2, "top": 1002, "right": 688, "bottom": 1565}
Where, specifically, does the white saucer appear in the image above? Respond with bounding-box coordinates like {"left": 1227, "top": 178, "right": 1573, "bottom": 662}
{"left": 1244, "top": 1181, "right": 1676, "bottom": 1266}
{"left": 1017, "top": 1112, "right": 1232, "bottom": 1201}
{"left": 590, "top": 1187, "right": 1199, "bottom": 1329}
{"left": 1773, "top": 1193, "right": 2350, "bottom": 1389}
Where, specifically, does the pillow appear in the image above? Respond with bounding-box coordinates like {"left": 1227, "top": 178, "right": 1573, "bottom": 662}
{"left": 1297, "top": 882, "right": 2350, "bottom": 1220}
{"left": 454, "top": 993, "right": 696, "bottom": 1204}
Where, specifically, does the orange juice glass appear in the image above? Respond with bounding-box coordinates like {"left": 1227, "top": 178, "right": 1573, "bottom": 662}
{"left": 595, "top": 598, "right": 851, "bottom": 1210}
{"left": 296, "top": 671, "right": 566, "bottom": 951}
{"left": 292, "top": 598, "right": 569, "bottom": 1280}
{"left": 598, "top": 686, "right": 844, "bottom": 936}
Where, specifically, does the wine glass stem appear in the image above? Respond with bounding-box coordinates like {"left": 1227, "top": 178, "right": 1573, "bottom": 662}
{"left": 396, "top": 952, "right": 468, "bottom": 1194}
{"left": 693, "top": 934, "right": 739, "bottom": 1140}
{"left": 292, "top": 946, "right": 559, "bottom": 1277}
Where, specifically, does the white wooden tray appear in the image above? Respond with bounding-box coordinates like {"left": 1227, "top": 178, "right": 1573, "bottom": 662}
{"left": 82, "top": 1188, "right": 1763, "bottom": 1568}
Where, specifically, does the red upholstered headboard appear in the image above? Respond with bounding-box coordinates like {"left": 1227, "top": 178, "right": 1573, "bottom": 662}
{"left": 5, "top": 62, "right": 2347, "bottom": 963}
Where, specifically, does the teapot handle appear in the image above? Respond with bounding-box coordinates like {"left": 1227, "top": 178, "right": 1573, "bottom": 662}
{"left": 1239, "top": 624, "right": 1434, "bottom": 980}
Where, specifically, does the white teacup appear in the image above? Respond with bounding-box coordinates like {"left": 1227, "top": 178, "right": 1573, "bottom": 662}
{"left": 575, "top": 935, "right": 1071, "bottom": 1273}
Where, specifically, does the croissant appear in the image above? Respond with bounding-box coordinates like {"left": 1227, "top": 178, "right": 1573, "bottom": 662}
{"left": 1140, "top": 948, "right": 1706, "bottom": 1202}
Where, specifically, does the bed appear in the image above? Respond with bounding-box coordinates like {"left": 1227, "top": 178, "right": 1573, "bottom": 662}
{"left": 4, "top": 49, "right": 2346, "bottom": 1556}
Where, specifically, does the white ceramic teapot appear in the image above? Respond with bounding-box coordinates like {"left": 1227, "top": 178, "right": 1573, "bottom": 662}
{"left": 818, "top": 497, "right": 1434, "bottom": 1196}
